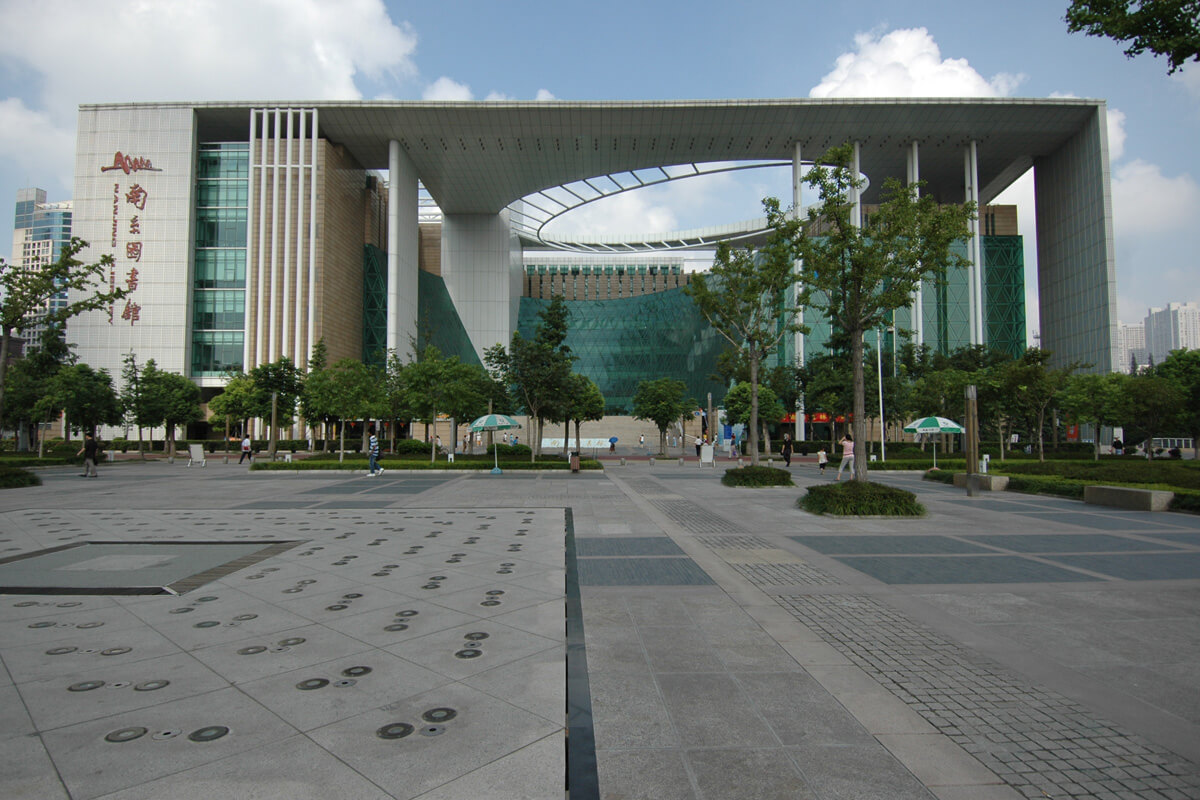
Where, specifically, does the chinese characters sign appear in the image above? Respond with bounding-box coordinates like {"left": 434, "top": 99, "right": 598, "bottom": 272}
{"left": 102, "top": 152, "right": 159, "bottom": 326}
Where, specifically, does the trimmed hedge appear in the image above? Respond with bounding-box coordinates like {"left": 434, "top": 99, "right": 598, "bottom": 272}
{"left": 799, "top": 480, "right": 926, "bottom": 516}
{"left": 721, "top": 466, "right": 795, "bottom": 487}
{"left": 922, "top": 468, "right": 957, "bottom": 485}
{"left": 1171, "top": 491, "right": 1200, "bottom": 514}
{"left": 0, "top": 466, "right": 40, "bottom": 489}
{"left": 487, "top": 443, "right": 533, "bottom": 457}
{"left": 995, "top": 460, "right": 1200, "bottom": 490}
{"left": 251, "top": 456, "right": 600, "bottom": 472}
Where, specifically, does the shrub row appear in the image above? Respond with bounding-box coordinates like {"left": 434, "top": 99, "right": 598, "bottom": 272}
{"left": 250, "top": 456, "right": 599, "bottom": 472}
{"left": 995, "top": 459, "right": 1200, "bottom": 490}
{"left": 799, "top": 481, "right": 926, "bottom": 516}
{"left": 721, "top": 466, "right": 794, "bottom": 488}
{"left": 0, "top": 466, "right": 40, "bottom": 489}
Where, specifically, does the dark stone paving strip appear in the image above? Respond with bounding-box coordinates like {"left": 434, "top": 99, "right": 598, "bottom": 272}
{"left": 778, "top": 594, "right": 1200, "bottom": 800}
{"left": 576, "top": 558, "right": 714, "bottom": 586}
{"left": 695, "top": 535, "right": 774, "bottom": 550}
{"left": 727, "top": 562, "right": 841, "bottom": 586}
{"left": 576, "top": 537, "right": 684, "bottom": 556}
{"left": 649, "top": 499, "right": 742, "bottom": 535}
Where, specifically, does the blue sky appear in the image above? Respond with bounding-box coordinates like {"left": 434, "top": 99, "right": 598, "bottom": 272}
{"left": 1, "top": 0, "right": 1197, "bottom": 341}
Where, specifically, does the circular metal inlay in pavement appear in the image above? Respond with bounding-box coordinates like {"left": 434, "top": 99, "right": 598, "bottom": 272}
{"left": 422, "top": 707, "right": 457, "bottom": 723}
{"left": 237, "top": 646, "right": 267, "bottom": 655}
{"left": 277, "top": 637, "right": 306, "bottom": 647}
{"left": 464, "top": 632, "right": 489, "bottom": 641}
{"left": 68, "top": 681, "right": 105, "bottom": 692}
{"left": 187, "top": 725, "right": 230, "bottom": 742}
{"left": 454, "top": 649, "right": 482, "bottom": 659}
{"left": 46, "top": 646, "right": 77, "bottom": 655}
{"left": 134, "top": 680, "right": 170, "bottom": 692}
{"left": 105, "top": 727, "right": 148, "bottom": 743}
{"left": 101, "top": 647, "right": 132, "bottom": 656}
{"left": 296, "top": 678, "right": 329, "bottom": 690}
{"left": 342, "top": 666, "right": 372, "bottom": 677}
{"left": 376, "top": 722, "right": 414, "bottom": 740}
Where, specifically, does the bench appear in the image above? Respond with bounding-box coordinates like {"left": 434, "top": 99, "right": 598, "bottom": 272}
{"left": 1084, "top": 485, "right": 1174, "bottom": 512}
{"left": 186, "top": 444, "right": 206, "bottom": 467}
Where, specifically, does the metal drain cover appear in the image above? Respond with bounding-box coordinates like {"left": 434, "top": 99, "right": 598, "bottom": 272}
{"left": 188, "top": 725, "right": 230, "bottom": 742}
{"left": 422, "top": 707, "right": 457, "bottom": 723}
{"left": 105, "top": 727, "right": 148, "bottom": 743}
{"left": 376, "top": 722, "right": 414, "bottom": 740}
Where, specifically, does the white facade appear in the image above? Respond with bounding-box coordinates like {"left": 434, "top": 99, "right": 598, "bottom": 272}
{"left": 1116, "top": 321, "right": 1147, "bottom": 371}
{"left": 69, "top": 106, "right": 197, "bottom": 379}
{"left": 1145, "top": 302, "right": 1200, "bottom": 362}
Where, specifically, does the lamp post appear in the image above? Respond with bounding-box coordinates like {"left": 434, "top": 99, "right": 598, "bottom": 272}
{"left": 876, "top": 327, "right": 886, "bottom": 462}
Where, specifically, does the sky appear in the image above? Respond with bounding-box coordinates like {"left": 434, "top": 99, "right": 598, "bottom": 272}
{"left": 0, "top": 0, "right": 1197, "bottom": 343}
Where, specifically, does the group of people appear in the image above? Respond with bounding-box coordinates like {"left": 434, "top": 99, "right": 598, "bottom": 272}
{"left": 780, "top": 432, "right": 855, "bottom": 479}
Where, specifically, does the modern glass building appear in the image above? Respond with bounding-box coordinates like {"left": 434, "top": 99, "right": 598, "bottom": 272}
{"left": 63, "top": 99, "right": 1115, "bottom": 436}
{"left": 10, "top": 187, "right": 73, "bottom": 347}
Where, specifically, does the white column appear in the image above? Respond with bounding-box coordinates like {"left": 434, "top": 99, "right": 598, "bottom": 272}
{"left": 282, "top": 109, "right": 293, "bottom": 360}
{"left": 965, "top": 140, "right": 984, "bottom": 345}
{"left": 850, "top": 141, "right": 862, "bottom": 228}
{"left": 387, "top": 140, "right": 419, "bottom": 356}
{"left": 293, "top": 109, "right": 307, "bottom": 366}
{"left": 244, "top": 109, "right": 256, "bottom": 372}
{"left": 792, "top": 140, "right": 805, "bottom": 442}
{"left": 908, "top": 140, "right": 923, "bottom": 346}
{"left": 307, "top": 109, "right": 318, "bottom": 360}
{"left": 268, "top": 108, "right": 282, "bottom": 362}
{"left": 255, "top": 110, "right": 270, "bottom": 367}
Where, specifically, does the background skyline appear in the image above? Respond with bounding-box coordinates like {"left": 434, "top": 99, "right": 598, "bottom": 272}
{"left": 1, "top": 0, "right": 1196, "bottom": 348}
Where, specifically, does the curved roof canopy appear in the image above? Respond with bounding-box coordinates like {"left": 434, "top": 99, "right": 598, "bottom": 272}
{"left": 154, "top": 97, "right": 1105, "bottom": 213}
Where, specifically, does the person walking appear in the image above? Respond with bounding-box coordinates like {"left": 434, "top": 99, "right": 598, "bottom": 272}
{"left": 695, "top": 435, "right": 703, "bottom": 458}
{"left": 77, "top": 432, "right": 99, "bottom": 478}
{"left": 781, "top": 433, "right": 792, "bottom": 467}
{"left": 817, "top": 447, "right": 828, "bottom": 474}
{"left": 239, "top": 435, "right": 252, "bottom": 465}
{"left": 368, "top": 425, "right": 383, "bottom": 476}
{"left": 836, "top": 433, "right": 854, "bottom": 481}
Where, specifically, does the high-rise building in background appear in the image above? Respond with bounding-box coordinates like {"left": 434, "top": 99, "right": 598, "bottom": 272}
{"left": 11, "top": 187, "right": 73, "bottom": 350}
{"left": 1144, "top": 302, "right": 1200, "bottom": 362}
{"left": 1116, "top": 321, "right": 1147, "bottom": 372}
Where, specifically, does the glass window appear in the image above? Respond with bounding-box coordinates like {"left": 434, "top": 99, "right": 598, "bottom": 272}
{"left": 194, "top": 249, "right": 246, "bottom": 288}
{"left": 192, "top": 290, "right": 245, "bottom": 331}
{"left": 191, "top": 331, "right": 244, "bottom": 376}
{"left": 195, "top": 208, "right": 247, "bottom": 248}
{"left": 196, "top": 181, "right": 248, "bottom": 208}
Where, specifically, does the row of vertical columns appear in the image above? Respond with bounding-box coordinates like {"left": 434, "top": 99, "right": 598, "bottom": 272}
{"left": 387, "top": 140, "right": 420, "bottom": 357}
{"left": 245, "top": 107, "right": 319, "bottom": 372}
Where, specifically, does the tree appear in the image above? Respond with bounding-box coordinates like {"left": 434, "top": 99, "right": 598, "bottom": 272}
{"left": 486, "top": 333, "right": 572, "bottom": 462}
{"left": 144, "top": 368, "right": 203, "bottom": 458}
{"left": 796, "top": 142, "right": 976, "bottom": 479}
{"left": 1056, "top": 372, "right": 1129, "bottom": 460}
{"left": 208, "top": 375, "right": 261, "bottom": 441}
{"left": 300, "top": 338, "right": 331, "bottom": 447}
{"left": 724, "top": 382, "right": 786, "bottom": 454}
{"left": 1117, "top": 374, "right": 1185, "bottom": 458}
{"left": 37, "top": 363, "right": 122, "bottom": 436}
{"left": 686, "top": 199, "right": 802, "bottom": 466}
{"left": 1153, "top": 349, "right": 1200, "bottom": 458}
{"left": 1065, "top": 0, "right": 1200, "bottom": 74}
{"left": 632, "top": 377, "right": 689, "bottom": 455}
{"left": 563, "top": 373, "right": 606, "bottom": 455}
{"left": 403, "top": 346, "right": 483, "bottom": 462}
{"left": 1, "top": 326, "right": 75, "bottom": 450}
{"left": 998, "top": 348, "right": 1078, "bottom": 461}
{"left": 304, "top": 359, "right": 383, "bottom": 462}
{"left": 248, "top": 357, "right": 303, "bottom": 457}
{"left": 0, "top": 237, "right": 128, "bottom": 426}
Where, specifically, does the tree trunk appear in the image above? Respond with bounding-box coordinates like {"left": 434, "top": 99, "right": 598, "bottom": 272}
{"left": 1037, "top": 408, "right": 1046, "bottom": 462}
{"left": 430, "top": 409, "right": 438, "bottom": 463}
{"left": 0, "top": 327, "right": 11, "bottom": 425}
{"left": 575, "top": 419, "right": 582, "bottom": 455}
{"left": 338, "top": 419, "right": 345, "bottom": 463}
{"left": 851, "top": 328, "right": 868, "bottom": 481}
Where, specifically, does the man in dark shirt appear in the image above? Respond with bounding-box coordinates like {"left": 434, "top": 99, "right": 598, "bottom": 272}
{"left": 77, "top": 432, "right": 99, "bottom": 478}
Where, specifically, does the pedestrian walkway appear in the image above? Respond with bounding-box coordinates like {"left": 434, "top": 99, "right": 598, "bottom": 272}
{"left": 1, "top": 459, "right": 1198, "bottom": 799}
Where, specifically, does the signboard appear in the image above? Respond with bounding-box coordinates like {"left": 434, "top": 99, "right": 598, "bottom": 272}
{"left": 100, "top": 151, "right": 162, "bottom": 327}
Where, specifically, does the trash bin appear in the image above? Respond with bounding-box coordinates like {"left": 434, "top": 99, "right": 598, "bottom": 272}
{"left": 570, "top": 452, "right": 580, "bottom": 473}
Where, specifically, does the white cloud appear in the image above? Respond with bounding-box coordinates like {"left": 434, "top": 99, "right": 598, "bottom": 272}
{"left": 535, "top": 89, "right": 557, "bottom": 101}
{"left": 0, "top": 0, "right": 417, "bottom": 201}
{"left": 1112, "top": 159, "right": 1200, "bottom": 236}
{"left": 0, "top": 98, "right": 75, "bottom": 189}
{"left": 484, "top": 91, "right": 514, "bottom": 102}
{"left": 1173, "top": 67, "right": 1200, "bottom": 100}
{"left": 809, "top": 28, "right": 1024, "bottom": 98}
{"left": 423, "top": 77, "right": 473, "bottom": 101}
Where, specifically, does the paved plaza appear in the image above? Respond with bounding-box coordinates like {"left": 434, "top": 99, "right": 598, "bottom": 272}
{"left": 2, "top": 458, "right": 1199, "bottom": 799}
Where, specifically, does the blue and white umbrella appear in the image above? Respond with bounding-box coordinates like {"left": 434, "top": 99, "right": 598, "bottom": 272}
{"left": 469, "top": 414, "right": 522, "bottom": 473}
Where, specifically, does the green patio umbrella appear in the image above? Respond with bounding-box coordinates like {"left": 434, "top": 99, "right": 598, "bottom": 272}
{"left": 903, "top": 416, "right": 965, "bottom": 468}
{"left": 469, "top": 414, "right": 522, "bottom": 474}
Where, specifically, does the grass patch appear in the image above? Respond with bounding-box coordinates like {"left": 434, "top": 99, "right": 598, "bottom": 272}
{"left": 0, "top": 466, "right": 41, "bottom": 488}
{"left": 921, "top": 468, "right": 957, "bottom": 485}
{"left": 799, "top": 480, "right": 926, "bottom": 516}
{"left": 721, "top": 466, "right": 794, "bottom": 487}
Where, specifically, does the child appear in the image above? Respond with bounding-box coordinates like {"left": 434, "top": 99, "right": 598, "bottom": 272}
{"left": 817, "top": 447, "right": 828, "bottom": 474}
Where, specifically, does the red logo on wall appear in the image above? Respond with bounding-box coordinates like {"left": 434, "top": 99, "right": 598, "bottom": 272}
{"left": 100, "top": 151, "right": 163, "bottom": 175}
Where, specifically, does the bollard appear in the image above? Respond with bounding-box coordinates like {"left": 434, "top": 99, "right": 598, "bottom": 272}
{"left": 768, "top": 459, "right": 773, "bottom": 468}
{"left": 737, "top": 458, "right": 744, "bottom": 467}
{"left": 620, "top": 457, "right": 626, "bottom": 466}
{"left": 678, "top": 457, "right": 684, "bottom": 466}
{"left": 649, "top": 457, "right": 655, "bottom": 466}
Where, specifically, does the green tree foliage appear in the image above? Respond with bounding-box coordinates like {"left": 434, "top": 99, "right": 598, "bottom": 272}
{"left": 632, "top": 377, "right": 689, "bottom": 455}
{"left": 0, "top": 237, "right": 129, "bottom": 425}
{"left": 303, "top": 359, "right": 383, "bottom": 462}
{"left": 145, "top": 367, "right": 203, "bottom": 458}
{"left": 1065, "top": 0, "right": 1200, "bottom": 74}
{"left": 403, "top": 346, "right": 486, "bottom": 462}
{"left": 796, "top": 142, "right": 976, "bottom": 480}
{"left": 1118, "top": 374, "right": 1186, "bottom": 458}
{"left": 563, "top": 373, "right": 606, "bottom": 455}
{"left": 1, "top": 326, "right": 75, "bottom": 449}
{"left": 686, "top": 199, "right": 802, "bottom": 466}
{"left": 38, "top": 363, "right": 122, "bottom": 436}
{"left": 724, "top": 382, "right": 786, "bottom": 449}
{"left": 997, "top": 348, "right": 1078, "bottom": 462}
{"left": 208, "top": 375, "right": 261, "bottom": 439}
{"left": 1154, "top": 348, "right": 1200, "bottom": 458}
{"left": 300, "top": 338, "right": 333, "bottom": 447}
{"left": 1056, "top": 372, "right": 1130, "bottom": 460}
